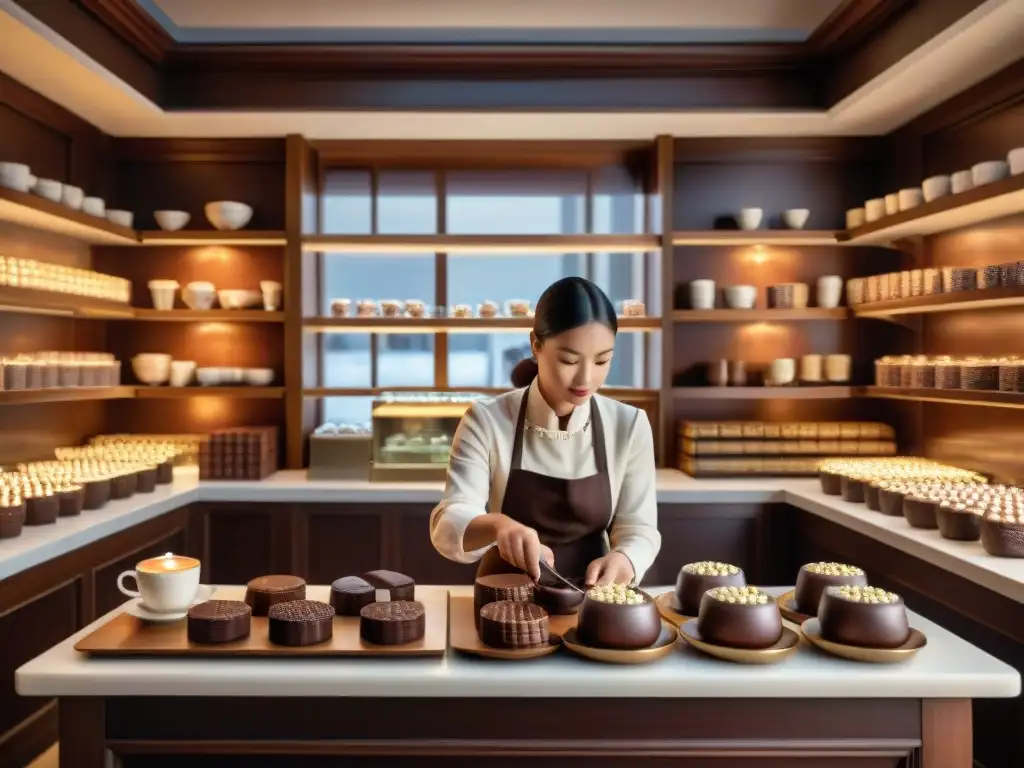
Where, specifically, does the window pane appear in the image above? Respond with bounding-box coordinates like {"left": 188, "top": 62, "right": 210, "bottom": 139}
{"left": 322, "top": 170, "right": 371, "bottom": 234}
{"left": 378, "top": 171, "right": 437, "bottom": 234}
{"left": 592, "top": 166, "right": 647, "bottom": 235}
{"left": 446, "top": 170, "right": 586, "bottom": 234}
{"left": 322, "top": 396, "right": 374, "bottom": 428}
{"left": 378, "top": 334, "right": 435, "bottom": 387}
{"left": 449, "top": 333, "right": 532, "bottom": 389}
{"left": 322, "top": 333, "right": 371, "bottom": 388}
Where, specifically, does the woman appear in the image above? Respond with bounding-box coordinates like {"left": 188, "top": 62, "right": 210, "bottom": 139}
{"left": 429, "top": 277, "right": 661, "bottom": 587}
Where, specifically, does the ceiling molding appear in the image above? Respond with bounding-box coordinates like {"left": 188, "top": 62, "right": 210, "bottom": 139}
{"left": 804, "top": 0, "right": 912, "bottom": 57}
{"left": 77, "top": 0, "right": 174, "bottom": 62}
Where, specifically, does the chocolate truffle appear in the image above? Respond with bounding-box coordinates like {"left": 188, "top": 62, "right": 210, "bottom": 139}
{"left": 187, "top": 600, "right": 251, "bottom": 644}
{"left": 902, "top": 496, "right": 939, "bottom": 529}
{"left": 362, "top": 569, "right": 415, "bottom": 601}
{"left": 697, "top": 586, "right": 783, "bottom": 650}
{"left": 329, "top": 576, "right": 375, "bottom": 616}
{"left": 794, "top": 562, "right": 867, "bottom": 615}
{"left": 577, "top": 584, "right": 661, "bottom": 650}
{"left": 936, "top": 501, "right": 983, "bottom": 541}
{"left": 359, "top": 600, "right": 426, "bottom": 645}
{"left": 473, "top": 573, "right": 534, "bottom": 618}
{"left": 479, "top": 600, "right": 549, "bottom": 649}
{"left": 245, "top": 574, "right": 307, "bottom": 616}
{"left": 268, "top": 599, "right": 335, "bottom": 646}
{"left": 818, "top": 585, "right": 910, "bottom": 648}
{"left": 980, "top": 511, "right": 1024, "bottom": 557}
{"left": 674, "top": 561, "right": 746, "bottom": 616}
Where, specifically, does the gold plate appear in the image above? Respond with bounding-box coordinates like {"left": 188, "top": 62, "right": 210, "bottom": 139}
{"left": 678, "top": 619, "right": 800, "bottom": 664}
{"left": 654, "top": 591, "right": 694, "bottom": 627}
{"left": 560, "top": 622, "right": 677, "bottom": 664}
{"left": 800, "top": 618, "right": 927, "bottom": 663}
{"left": 776, "top": 590, "right": 813, "bottom": 625}
{"left": 448, "top": 596, "right": 560, "bottom": 660}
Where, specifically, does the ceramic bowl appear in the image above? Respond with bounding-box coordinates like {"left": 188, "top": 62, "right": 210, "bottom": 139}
{"left": 82, "top": 197, "right": 105, "bottom": 217}
{"left": 972, "top": 160, "right": 1009, "bottom": 186}
{"left": 922, "top": 175, "right": 951, "bottom": 202}
{"left": 31, "top": 178, "right": 63, "bottom": 203}
{"left": 131, "top": 354, "right": 172, "bottom": 386}
{"left": 106, "top": 209, "right": 134, "bottom": 228}
{"left": 61, "top": 185, "right": 84, "bottom": 210}
{"left": 1009, "top": 147, "right": 1024, "bottom": 176}
{"left": 154, "top": 210, "right": 191, "bottom": 231}
{"left": 218, "top": 289, "right": 261, "bottom": 309}
{"left": 951, "top": 170, "right": 974, "bottom": 194}
{"left": 182, "top": 283, "right": 216, "bottom": 310}
{"left": 244, "top": 368, "right": 274, "bottom": 386}
{"left": 205, "top": 201, "right": 253, "bottom": 231}
{"left": 0, "top": 162, "right": 34, "bottom": 192}
{"left": 782, "top": 208, "right": 809, "bottom": 229}
{"left": 576, "top": 589, "right": 661, "bottom": 650}
{"left": 845, "top": 208, "right": 865, "bottom": 229}
{"left": 196, "top": 367, "right": 221, "bottom": 386}
{"left": 533, "top": 578, "right": 586, "bottom": 615}
{"left": 737, "top": 207, "right": 763, "bottom": 231}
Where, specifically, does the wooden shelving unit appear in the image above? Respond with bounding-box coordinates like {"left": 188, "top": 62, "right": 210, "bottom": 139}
{"left": 301, "top": 233, "right": 660, "bottom": 254}
{"left": 134, "top": 387, "right": 286, "bottom": 399}
{"left": 671, "top": 230, "right": 844, "bottom": 246}
{"left": 303, "top": 316, "right": 662, "bottom": 333}
{"left": 672, "top": 386, "right": 855, "bottom": 400}
{"left": 304, "top": 386, "right": 659, "bottom": 400}
{"left": 0, "top": 286, "right": 134, "bottom": 318}
{"left": 130, "top": 309, "right": 285, "bottom": 322}
{"left": 842, "top": 172, "right": 1024, "bottom": 245}
{"left": 138, "top": 231, "right": 287, "bottom": 246}
{"left": 862, "top": 386, "right": 1024, "bottom": 409}
{"left": 0, "top": 186, "right": 138, "bottom": 245}
{"left": 672, "top": 308, "right": 848, "bottom": 322}
{"left": 0, "top": 386, "right": 135, "bottom": 406}
{"left": 853, "top": 285, "right": 1024, "bottom": 318}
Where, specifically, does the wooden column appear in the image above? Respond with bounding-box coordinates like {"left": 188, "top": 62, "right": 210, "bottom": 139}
{"left": 655, "top": 135, "right": 674, "bottom": 467}
{"left": 921, "top": 699, "right": 972, "bottom": 768}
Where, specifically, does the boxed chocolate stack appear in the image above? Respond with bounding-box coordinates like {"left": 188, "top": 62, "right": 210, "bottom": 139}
{"left": 199, "top": 427, "right": 278, "bottom": 480}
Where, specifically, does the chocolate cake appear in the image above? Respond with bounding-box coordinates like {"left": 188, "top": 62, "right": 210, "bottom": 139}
{"left": 936, "top": 502, "right": 983, "bottom": 541}
{"left": 819, "top": 469, "right": 842, "bottom": 496}
{"left": 697, "top": 586, "right": 783, "bottom": 649}
{"left": 244, "top": 574, "right": 307, "bottom": 616}
{"left": 479, "top": 600, "right": 549, "bottom": 649}
{"left": 864, "top": 482, "right": 883, "bottom": 511}
{"left": 473, "top": 573, "right": 534, "bottom": 618}
{"left": 0, "top": 502, "right": 25, "bottom": 539}
{"left": 980, "top": 511, "right": 1024, "bottom": 557}
{"left": 818, "top": 585, "right": 910, "bottom": 648}
{"left": 329, "top": 576, "right": 375, "bottom": 616}
{"left": 80, "top": 477, "right": 110, "bottom": 510}
{"left": 674, "top": 561, "right": 746, "bottom": 616}
{"left": 794, "top": 562, "right": 868, "bottom": 615}
{"left": 359, "top": 600, "right": 426, "bottom": 645}
{"left": 840, "top": 475, "right": 866, "bottom": 504}
{"left": 902, "top": 495, "right": 939, "bottom": 529}
{"left": 136, "top": 466, "right": 158, "bottom": 493}
{"left": 577, "top": 584, "right": 661, "bottom": 650}
{"left": 268, "top": 599, "right": 335, "bottom": 646}
{"left": 24, "top": 494, "right": 59, "bottom": 525}
{"left": 878, "top": 483, "right": 908, "bottom": 516}
{"left": 187, "top": 600, "right": 252, "bottom": 644}
{"left": 362, "top": 569, "right": 415, "bottom": 601}
{"left": 156, "top": 459, "right": 174, "bottom": 484}
{"left": 56, "top": 486, "right": 84, "bottom": 517}
{"left": 109, "top": 470, "right": 136, "bottom": 499}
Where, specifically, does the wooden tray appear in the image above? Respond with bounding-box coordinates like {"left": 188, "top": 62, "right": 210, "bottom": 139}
{"left": 448, "top": 596, "right": 559, "bottom": 659}
{"left": 74, "top": 585, "right": 448, "bottom": 657}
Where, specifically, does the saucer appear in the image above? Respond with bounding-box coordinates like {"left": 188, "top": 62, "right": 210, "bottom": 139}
{"left": 800, "top": 618, "right": 927, "bottom": 663}
{"left": 678, "top": 619, "right": 799, "bottom": 664}
{"left": 776, "top": 590, "right": 814, "bottom": 625}
{"left": 123, "top": 585, "right": 215, "bottom": 622}
{"left": 560, "top": 621, "right": 677, "bottom": 664}
{"left": 654, "top": 592, "right": 693, "bottom": 627}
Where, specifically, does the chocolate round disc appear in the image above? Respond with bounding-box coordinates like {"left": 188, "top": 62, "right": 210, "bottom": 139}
{"left": 268, "top": 599, "right": 334, "bottom": 646}
{"left": 359, "top": 600, "right": 426, "bottom": 645}
{"left": 187, "top": 600, "right": 251, "bottom": 644}
{"left": 245, "top": 574, "right": 307, "bottom": 616}
{"left": 329, "top": 576, "right": 375, "bottom": 616}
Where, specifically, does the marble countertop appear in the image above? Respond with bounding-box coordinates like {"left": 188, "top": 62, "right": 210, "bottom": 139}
{"left": 16, "top": 586, "right": 1019, "bottom": 699}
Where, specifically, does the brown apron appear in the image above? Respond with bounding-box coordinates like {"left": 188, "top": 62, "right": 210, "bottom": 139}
{"left": 476, "top": 385, "right": 613, "bottom": 581}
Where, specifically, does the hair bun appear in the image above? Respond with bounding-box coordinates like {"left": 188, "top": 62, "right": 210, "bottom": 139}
{"left": 511, "top": 358, "right": 539, "bottom": 388}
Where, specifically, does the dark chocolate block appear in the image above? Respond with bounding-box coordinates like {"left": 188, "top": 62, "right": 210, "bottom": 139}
{"left": 362, "top": 569, "right": 415, "bottom": 601}
{"left": 244, "top": 574, "right": 307, "bottom": 616}
{"left": 329, "top": 576, "right": 375, "bottom": 616}
{"left": 268, "top": 600, "right": 335, "bottom": 646}
{"left": 359, "top": 600, "right": 426, "bottom": 645}
{"left": 187, "top": 600, "right": 252, "bottom": 644}
{"left": 479, "top": 600, "right": 549, "bottom": 649}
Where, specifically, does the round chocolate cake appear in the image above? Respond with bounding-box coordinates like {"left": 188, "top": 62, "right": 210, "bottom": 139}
{"left": 473, "top": 573, "right": 534, "bottom": 617}
{"left": 980, "top": 511, "right": 1024, "bottom": 557}
{"left": 329, "top": 576, "right": 375, "bottom": 616}
{"left": 268, "top": 599, "right": 335, "bottom": 646}
{"left": 360, "top": 600, "right": 426, "bottom": 645}
{"left": 187, "top": 600, "right": 252, "bottom": 644}
{"left": 245, "top": 574, "right": 307, "bottom": 616}
{"left": 902, "top": 495, "right": 939, "bottom": 529}
{"left": 0, "top": 503, "right": 26, "bottom": 539}
{"left": 24, "top": 494, "right": 59, "bottom": 526}
{"left": 936, "top": 501, "right": 983, "bottom": 541}
{"left": 479, "top": 600, "right": 549, "bottom": 649}
{"left": 577, "top": 584, "right": 661, "bottom": 650}
{"left": 56, "top": 486, "right": 84, "bottom": 517}
{"left": 794, "top": 562, "right": 867, "bottom": 615}
{"left": 878, "top": 483, "right": 909, "bottom": 516}
{"left": 840, "top": 475, "right": 867, "bottom": 504}
{"left": 818, "top": 585, "right": 910, "bottom": 648}
{"left": 864, "top": 482, "right": 883, "bottom": 511}
{"left": 697, "top": 586, "right": 783, "bottom": 649}
{"left": 819, "top": 469, "right": 843, "bottom": 496}
{"left": 674, "top": 561, "right": 746, "bottom": 616}
{"left": 362, "top": 569, "right": 416, "bottom": 601}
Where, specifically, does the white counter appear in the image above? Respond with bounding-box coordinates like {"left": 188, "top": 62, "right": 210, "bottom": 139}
{"left": 15, "top": 586, "right": 1019, "bottom": 700}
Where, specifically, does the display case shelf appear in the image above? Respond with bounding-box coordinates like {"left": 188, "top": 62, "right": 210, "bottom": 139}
{"left": 303, "top": 316, "right": 662, "bottom": 333}
{"left": 862, "top": 386, "right": 1024, "bottom": 409}
{"left": 134, "top": 387, "right": 286, "bottom": 399}
{"left": 0, "top": 286, "right": 134, "bottom": 319}
{"left": 301, "top": 234, "right": 660, "bottom": 254}
{"left": 672, "top": 386, "right": 855, "bottom": 400}
{"left": 0, "top": 386, "right": 135, "bottom": 406}
{"left": 138, "top": 231, "right": 287, "bottom": 246}
{"left": 130, "top": 309, "right": 285, "bottom": 322}
{"left": 304, "top": 386, "right": 660, "bottom": 400}
{"left": 671, "top": 230, "right": 844, "bottom": 246}
{"left": 672, "top": 308, "right": 848, "bottom": 322}
{"left": 0, "top": 187, "right": 138, "bottom": 245}
{"left": 853, "top": 285, "right": 1024, "bottom": 318}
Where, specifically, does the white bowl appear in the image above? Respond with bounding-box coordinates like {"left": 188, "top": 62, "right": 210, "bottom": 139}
{"left": 1009, "top": 148, "right": 1024, "bottom": 176}
{"left": 922, "top": 175, "right": 951, "bottom": 202}
{"left": 61, "top": 185, "right": 84, "bottom": 210}
{"left": 845, "top": 208, "right": 866, "bottom": 229}
{"left": 0, "top": 162, "right": 34, "bottom": 192}
{"left": 217, "top": 289, "right": 261, "bottom": 309}
{"left": 737, "top": 207, "right": 763, "bottom": 231}
{"left": 951, "top": 170, "right": 974, "bottom": 194}
{"left": 195, "top": 367, "right": 221, "bottom": 386}
{"left": 898, "top": 188, "right": 923, "bottom": 211}
{"left": 154, "top": 210, "right": 191, "bottom": 231}
{"left": 972, "top": 160, "right": 1009, "bottom": 186}
{"left": 864, "top": 198, "right": 885, "bottom": 222}
{"left": 724, "top": 285, "right": 756, "bottom": 309}
{"left": 106, "top": 209, "right": 134, "bottom": 228}
{"left": 169, "top": 360, "right": 196, "bottom": 387}
{"left": 132, "top": 354, "right": 172, "bottom": 386}
{"left": 782, "top": 209, "right": 809, "bottom": 230}
{"left": 31, "top": 178, "right": 63, "bottom": 203}
{"left": 82, "top": 197, "right": 105, "bottom": 217}
{"left": 884, "top": 193, "right": 899, "bottom": 216}
{"left": 244, "top": 368, "right": 274, "bottom": 386}
{"left": 204, "top": 201, "right": 253, "bottom": 231}
{"left": 182, "top": 286, "right": 216, "bottom": 310}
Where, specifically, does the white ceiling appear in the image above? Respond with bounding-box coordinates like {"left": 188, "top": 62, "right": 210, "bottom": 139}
{"left": 0, "top": 0, "right": 1023, "bottom": 140}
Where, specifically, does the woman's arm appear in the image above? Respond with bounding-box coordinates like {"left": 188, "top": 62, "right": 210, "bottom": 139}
{"left": 607, "top": 409, "right": 662, "bottom": 582}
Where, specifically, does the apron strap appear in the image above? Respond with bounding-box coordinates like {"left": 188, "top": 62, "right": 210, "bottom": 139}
{"left": 509, "top": 384, "right": 530, "bottom": 471}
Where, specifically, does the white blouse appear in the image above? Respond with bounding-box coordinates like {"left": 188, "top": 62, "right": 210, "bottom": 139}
{"left": 429, "top": 378, "right": 662, "bottom": 581}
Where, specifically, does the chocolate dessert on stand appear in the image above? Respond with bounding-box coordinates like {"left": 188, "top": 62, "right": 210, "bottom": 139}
{"left": 187, "top": 600, "right": 252, "bottom": 644}
{"left": 360, "top": 600, "right": 426, "bottom": 645}
{"left": 674, "top": 561, "right": 746, "bottom": 616}
{"left": 818, "top": 585, "right": 911, "bottom": 648}
{"left": 473, "top": 573, "right": 534, "bottom": 618}
{"left": 697, "top": 586, "right": 783, "bottom": 650}
{"left": 362, "top": 569, "right": 416, "bottom": 601}
{"left": 794, "top": 562, "right": 867, "bottom": 615}
{"left": 329, "top": 576, "right": 375, "bottom": 616}
{"left": 244, "top": 575, "right": 307, "bottom": 616}
{"left": 936, "top": 501, "right": 984, "bottom": 541}
{"left": 981, "top": 509, "right": 1024, "bottom": 557}
{"left": 478, "top": 600, "right": 549, "bottom": 649}
{"left": 902, "top": 494, "right": 940, "bottom": 529}
{"left": 268, "top": 600, "right": 335, "bottom": 646}
{"left": 577, "top": 584, "right": 661, "bottom": 650}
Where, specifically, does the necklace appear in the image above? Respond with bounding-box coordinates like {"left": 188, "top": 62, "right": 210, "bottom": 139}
{"left": 525, "top": 417, "right": 592, "bottom": 440}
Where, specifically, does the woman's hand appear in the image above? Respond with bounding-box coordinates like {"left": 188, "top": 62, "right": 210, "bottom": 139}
{"left": 494, "top": 516, "right": 554, "bottom": 580}
{"left": 585, "top": 551, "right": 635, "bottom": 587}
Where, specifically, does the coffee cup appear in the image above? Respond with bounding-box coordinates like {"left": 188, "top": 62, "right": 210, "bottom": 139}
{"left": 118, "top": 552, "right": 201, "bottom": 612}
{"left": 768, "top": 358, "right": 796, "bottom": 386}
{"left": 689, "top": 279, "right": 716, "bottom": 310}
{"left": 724, "top": 284, "right": 756, "bottom": 309}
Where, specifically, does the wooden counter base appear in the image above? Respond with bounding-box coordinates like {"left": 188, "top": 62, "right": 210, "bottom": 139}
{"left": 60, "top": 696, "right": 969, "bottom": 768}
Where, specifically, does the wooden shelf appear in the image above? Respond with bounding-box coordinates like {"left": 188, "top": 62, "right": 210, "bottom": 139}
{"left": 304, "top": 386, "right": 659, "bottom": 400}
{"left": 303, "top": 316, "right": 662, "bottom": 333}
{"left": 842, "top": 172, "right": 1024, "bottom": 245}
{"left": 671, "top": 230, "right": 843, "bottom": 246}
{"left": 138, "top": 231, "right": 287, "bottom": 246}
{"left": 672, "top": 386, "right": 855, "bottom": 400}
{"left": 134, "top": 387, "right": 285, "bottom": 399}
{"left": 301, "top": 234, "right": 660, "bottom": 254}
{"left": 853, "top": 285, "right": 1024, "bottom": 318}
{"left": 0, "top": 285, "right": 134, "bottom": 318}
{"left": 0, "top": 186, "right": 138, "bottom": 245}
{"left": 0, "top": 386, "right": 135, "bottom": 406}
{"left": 862, "top": 386, "right": 1024, "bottom": 409}
{"left": 130, "top": 309, "right": 285, "bottom": 322}
{"left": 672, "top": 308, "right": 848, "bottom": 322}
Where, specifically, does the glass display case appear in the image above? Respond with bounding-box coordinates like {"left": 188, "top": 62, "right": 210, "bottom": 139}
{"left": 370, "top": 392, "right": 489, "bottom": 482}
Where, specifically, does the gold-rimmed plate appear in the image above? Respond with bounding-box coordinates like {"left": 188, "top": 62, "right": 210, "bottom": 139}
{"left": 678, "top": 619, "right": 800, "bottom": 664}
{"left": 448, "top": 596, "right": 560, "bottom": 660}
{"left": 776, "top": 590, "right": 814, "bottom": 625}
{"left": 800, "top": 618, "right": 927, "bottom": 663}
{"left": 560, "top": 621, "right": 677, "bottom": 664}
{"left": 654, "top": 592, "right": 694, "bottom": 627}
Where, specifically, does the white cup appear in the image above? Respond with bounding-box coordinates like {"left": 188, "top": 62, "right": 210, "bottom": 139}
{"left": 800, "top": 354, "right": 823, "bottom": 383}
{"left": 31, "top": 178, "right": 63, "bottom": 203}
{"left": 951, "top": 170, "right": 974, "bottom": 195}
{"left": 816, "top": 275, "right": 843, "bottom": 308}
{"left": 782, "top": 208, "right": 809, "bottom": 230}
{"left": 724, "top": 284, "right": 756, "bottom": 309}
{"left": 689, "top": 279, "right": 716, "bottom": 310}
{"left": 737, "top": 208, "right": 763, "bottom": 231}
{"left": 118, "top": 553, "right": 201, "bottom": 613}
{"left": 148, "top": 279, "right": 179, "bottom": 310}
{"left": 864, "top": 198, "right": 885, "bottom": 222}
{"left": 898, "top": 188, "right": 923, "bottom": 211}
{"left": 260, "top": 280, "right": 283, "bottom": 311}
{"left": 0, "top": 162, "right": 34, "bottom": 192}
{"left": 825, "top": 354, "right": 852, "bottom": 383}
{"left": 1009, "top": 147, "right": 1024, "bottom": 176}
{"left": 845, "top": 208, "right": 866, "bottom": 229}
{"left": 922, "top": 175, "right": 951, "bottom": 202}
{"left": 884, "top": 194, "right": 899, "bottom": 216}
{"left": 61, "top": 185, "right": 84, "bottom": 210}
{"left": 768, "top": 358, "right": 796, "bottom": 386}
{"left": 169, "top": 360, "right": 197, "bottom": 387}
{"left": 82, "top": 197, "right": 105, "bottom": 217}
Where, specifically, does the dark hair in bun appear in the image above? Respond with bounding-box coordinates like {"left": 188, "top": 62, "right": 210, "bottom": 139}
{"left": 510, "top": 277, "right": 618, "bottom": 388}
